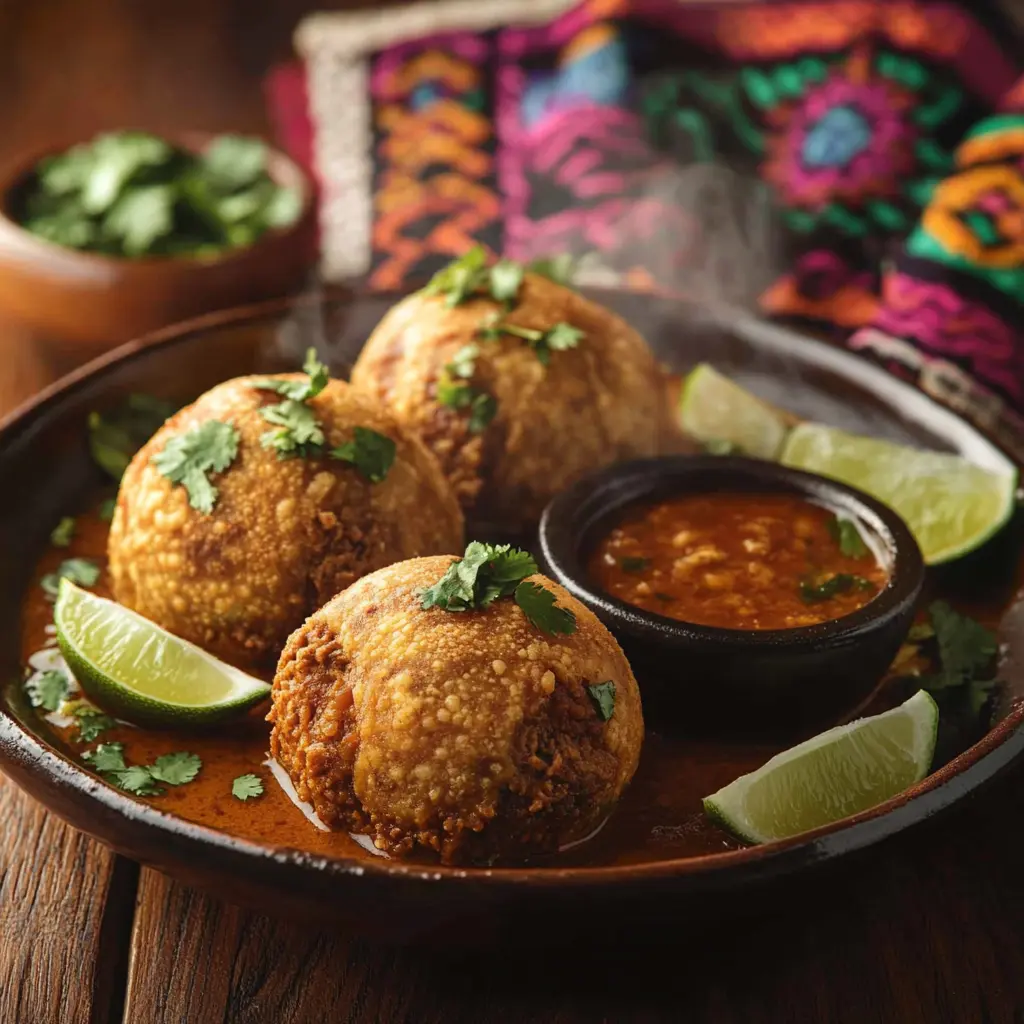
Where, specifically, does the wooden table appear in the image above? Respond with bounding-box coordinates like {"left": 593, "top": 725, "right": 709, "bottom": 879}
{"left": 4, "top": 1, "right": 1024, "bottom": 1019}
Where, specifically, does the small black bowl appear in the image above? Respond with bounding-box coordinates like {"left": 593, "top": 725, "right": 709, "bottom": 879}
{"left": 538, "top": 456, "right": 925, "bottom": 736}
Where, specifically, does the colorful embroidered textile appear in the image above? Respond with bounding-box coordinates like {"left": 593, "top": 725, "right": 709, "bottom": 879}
{"left": 276, "top": 0, "right": 1024, "bottom": 433}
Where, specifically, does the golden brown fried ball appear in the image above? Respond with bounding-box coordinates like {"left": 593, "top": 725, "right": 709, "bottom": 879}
{"left": 269, "top": 556, "right": 644, "bottom": 865}
{"left": 350, "top": 273, "right": 674, "bottom": 533}
{"left": 108, "top": 376, "right": 463, "bottom": 669}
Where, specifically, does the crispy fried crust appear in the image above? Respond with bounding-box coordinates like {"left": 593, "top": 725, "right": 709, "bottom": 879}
{"left": 269, "top": 556, "right": 644, "bottom": 865}
{"left": 108, "top": 377, "right": 463, "bottom": 669}
{"left": 350, "top": 273, "right": 676, "bottom": 532}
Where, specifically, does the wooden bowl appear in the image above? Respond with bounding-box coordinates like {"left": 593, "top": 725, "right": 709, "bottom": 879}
{"left": 0, "top": 132, "right": 317, "bottom": 365}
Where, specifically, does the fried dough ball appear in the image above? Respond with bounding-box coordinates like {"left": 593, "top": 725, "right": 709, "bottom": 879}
{"left": 269, "top": 556, "right": 644, "bottom": 865}
{"left": 350, "top": 272, "right": 674, "bottom": 533}
{"left": 108, "top": 376, "right": 463, "bottom": 669}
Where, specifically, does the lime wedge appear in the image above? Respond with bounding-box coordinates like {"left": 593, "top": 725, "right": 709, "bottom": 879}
{"left": 54, "top": 580, "right": 270, "bottom": 727}
{"left": 781, "top": 423, "right": 1018, "bottom": 564}
{"left": 679, "top": 363, "right": 791, "bottom": 459}
{"left": 704, "top": 690, "right": 939, "bottom": 844}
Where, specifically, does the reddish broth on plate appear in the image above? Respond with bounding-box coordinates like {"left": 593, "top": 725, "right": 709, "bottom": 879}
{"left": 588, "top": 493, "right": 888, "bottom": 631}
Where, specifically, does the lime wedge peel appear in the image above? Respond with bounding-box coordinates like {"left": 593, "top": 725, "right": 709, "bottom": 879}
{"left": 781, "top": 423, "right": 1018, "bottom": 564}
{"left": 703, "top": 690, "right": 939, "bottom": 845}
{"left": 679, "top": 363, "right": 791, "bottom": 460}
{"left": 54, "top": 580, "right": 271, "bottom": 728}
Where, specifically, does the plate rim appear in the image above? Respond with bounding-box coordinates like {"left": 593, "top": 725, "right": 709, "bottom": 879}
{"left": 2, "top": 288, "right": 1023, "bottom": 891}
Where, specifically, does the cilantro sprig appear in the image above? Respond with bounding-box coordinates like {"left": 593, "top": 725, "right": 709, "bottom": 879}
{"left": 421, "top": 542, "right": 577, "bottom": 636}
{"left": 72, "top": 705, "right": 117, "bottom": 743}
{"left": 83, "top": 745, "right": 202, "bottom": 796}
{"left": 918, "top": 602, "right": 999, "bottom": 711}
{"left": 151, "top": 419, "right": 240, "bottom": 514}
{"left": 798, "top": 573, "right": 875, "bottom": 604}
{"left": 829, "top": 516, "right": 869, "bottom": 559}
{"left": 41, "top": 558, "right": 101, "bottom": 600}
{"left": 330, "top": 427, "right": 397, "bottom": 484}
{"left": 436, "top": 344, "right": 497, "bottom": 434}
{"left": 424, "top": 248, "right": 576, "bottom": 307}
{"left": 478, "top": 314, "right": 584, "bottom": 366}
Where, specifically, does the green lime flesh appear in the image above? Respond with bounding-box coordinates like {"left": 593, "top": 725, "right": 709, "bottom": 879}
{"left": 781, "top": 423, "right": 1018, "bottom": 564}
{"left": 703, "top": 691, "right": 939, "bottom": 844}
{"left": 679, "top": 363, "right": 790, "bottom": 459}
{"left": 54, "top": 579, "right": 270, "bottom": 728}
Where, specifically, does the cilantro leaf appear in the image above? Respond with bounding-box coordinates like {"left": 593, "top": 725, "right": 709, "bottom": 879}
{"left": 829, "top": 516, "right": 869, "bottom": 559}
{"left": 148, "top": 751, "right": 202, "bottom": 786}
{"left": 232, "top": 773, "right": 264, "bottom": 801}
{"left": 586, "top": 681, "right": 616, "bottom": 721}
{"left": 103, "top": 185, "right": 175, "bottom": 256}
{"left": 26, "top": 669, "right": 70, "bottom": 712}
{"left": 88, "top": 393, "right": 177, "bottom": 481}
{"left": 922, "top": 601, "right": 998, "bottom": 692}
{"left": 528, "top": 254, "right": 575, "bottom": 285}
{"left": 468, "top": 393, "right": 498, "bottom": 434}
{"left": 251, "top": 347, "right": 329, "bottom": 403}
{"left": 50, "top": 517, "right": 76, "bottom": 547}
{"left": 421, "top": 542, "right": 538, "bottom": 612}
{"left": 98, "top": 497, "right": 117, "bottom": 522}
{"left": 477, "top": 317, "right": 583, "bottom": 365}
{"left": 436, "top": 348, "right": 496, "bottom": 435}
{"left": 73, "top": 706, "right": 117, "bottom": 743}
{"left": 151, "top": 419, "right": 240, "bottom": 513}
{"left": 201, "top": 135, "right": 267, "bottom": 191}
{"left": 489, "top": 260, "right": 524, "bottom": 304}
{"left": 514, "top": 581, "right": 578, "bottom": 636}
{"left": 798, "top": 573, "right": 875, "bottom": 604}
{"left": 41, "top": 558, "right": 101, "bottom": 600}
{"left": 110, "top": 765, "right": 163, "bottom": 796}
{"left": 620, "top": 556, "right": 651, "bottom": 573}
{"left": 424, "top": 246, "right": 489, "bottom": 307}
{"left": 259, "top": 400, "right": 325, "bottom": 458}
{"left": 330, "top": 427, "right": 396, "bottom": 483}
{"left": 447, "top": 343, "right": 479, "bottom": 380}
{"left": 82, "top": 742, "right": 127, "bottom": 773}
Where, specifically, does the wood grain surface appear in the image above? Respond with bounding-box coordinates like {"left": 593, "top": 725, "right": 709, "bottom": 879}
{"left": 3, "top": 1, "right": 1024, "bottom": 1023}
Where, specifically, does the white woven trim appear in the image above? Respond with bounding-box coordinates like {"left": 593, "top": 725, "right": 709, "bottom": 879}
{"left": 296, "top": 0, "right": 577, "bottom": 58}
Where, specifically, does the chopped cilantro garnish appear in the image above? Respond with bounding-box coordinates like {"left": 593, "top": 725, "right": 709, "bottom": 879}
{"left": 110, "top": 765, "right": 164, "bottom": 796}
{"left": 423, "top": 246, "right": 490, "bottom": 307}
{"left": 82, "top": 742, "right": 126, "bottom": 773}
{"left": 620, "top": 556, "right": 651, "bottom": 572}
{"left": 50, "top": 517, "right": 76, "bottom": 547}
{"left": 477, "top": 315, "right": 583, "bottom": 366}
{"left": 259, "top": 400, "right": 324, "bottom": 458}
{"left": 514, "top": 581, "right": 578, "bottom": 636}
{"left": 829, "top": 516, "right": 869, "bottom": 559}
{"left": 232, "top": 773, "right": 264, "bottom": 801}
{"left": 921, "top": 601, "right": 998, "bottom": 693}
{"left": 151, "top": 419, "right": 239, "bottom": 513}
{"left": 26, "top": 669, "right": 70, "bottom": 712}
{"left": 73, "top": 705, "right": 117, "bottom": 743}
{"left": 88, "top": 393, "right": 177, "bottom": 481}
{"left": 41, "top": 558, "right": 101, "bottom": 600}
{"left": 421, "top": 542, "right": 538, "bottom": 612}
{"left": 586, "top": 681, "right": 616, "bottom": 721}
{"left": 420, "top": 542, "right": 576, "bottom": 636}
{"left": 488, "top": 260, "right": 524, "bottom": 304}
{"left": 703, "top": 438, "right": 742, "bottom": 456}
{"left": 437, "top": 347, "right": 496, "bottom": 434}
{"left": 251, "top": 347, "right": 329, "bottom": 403}
{"left": 148, "top": 751, "right": 202, "bottom": 786}
{"left": 330, "top": 427, "right": 396, "bottom": 483}
{"left": 798, "top": 573, "right": 875, "bottom": 604}
{"left": 97, "top": 497, "right": 117, "bottom": 522}
{"left": 528, "top": 254, "right": 575, "bottom": 285}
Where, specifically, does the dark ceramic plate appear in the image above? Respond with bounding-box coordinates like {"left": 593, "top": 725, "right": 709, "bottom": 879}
{"left": 2, "top": 290, "right": 1023, "bottom": 942}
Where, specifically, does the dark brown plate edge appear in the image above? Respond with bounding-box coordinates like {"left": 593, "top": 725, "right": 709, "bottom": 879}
{"left": 1, "top": 288, "right": 1022, "bottom": 893}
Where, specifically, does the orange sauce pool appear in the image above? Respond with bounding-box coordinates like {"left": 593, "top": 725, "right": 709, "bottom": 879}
{"left": 588, "top": 493, "right": 889, "bottom": 630}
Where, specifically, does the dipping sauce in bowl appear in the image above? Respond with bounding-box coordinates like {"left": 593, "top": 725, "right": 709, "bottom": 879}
{"left": 588, "top": 493, "right": 888, "bottom": 631}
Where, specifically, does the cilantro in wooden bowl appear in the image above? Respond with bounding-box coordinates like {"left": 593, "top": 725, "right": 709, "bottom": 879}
{"left": 15, "top": 131, "right": 302, "bottom": 259}
{"left": 0, "top": 130, "right": 316, "bottom": 360}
